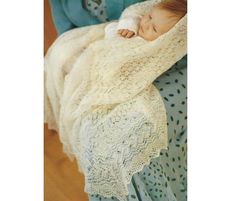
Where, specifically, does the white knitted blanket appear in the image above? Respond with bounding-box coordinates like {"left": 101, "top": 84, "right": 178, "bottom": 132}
{"left": 44, "top": 2, "right": 187, "bottom": 200}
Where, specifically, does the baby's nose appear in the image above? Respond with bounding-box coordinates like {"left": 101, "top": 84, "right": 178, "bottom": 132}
{"left": 146, "top": 23, "right": 150, "bottom": 29}
{"left": 140, "top": 17, "right": 150, "bottom": 30}
{"left": 143, "top": 22, "right": 150, "bottom": 31}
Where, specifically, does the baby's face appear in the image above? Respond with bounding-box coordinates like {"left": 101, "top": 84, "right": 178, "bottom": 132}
{"left": 138, "top": 5, "right": 182, "bottom": 41}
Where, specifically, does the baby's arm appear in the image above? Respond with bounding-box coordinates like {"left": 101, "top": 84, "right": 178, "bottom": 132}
{"left": 117, "top": 0, "right": 162, "bottom": 38}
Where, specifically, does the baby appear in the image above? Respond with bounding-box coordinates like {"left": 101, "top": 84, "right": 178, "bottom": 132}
{"left": 105, "top": 0, "right": 187, "bottom": 41}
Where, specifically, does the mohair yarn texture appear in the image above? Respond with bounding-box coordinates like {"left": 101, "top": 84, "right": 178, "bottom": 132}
{"left": 44, "top": 2, "right": 187, "bottom": 200}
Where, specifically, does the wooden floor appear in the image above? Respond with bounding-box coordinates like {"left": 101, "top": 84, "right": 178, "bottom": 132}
{"left": 44, "top": 124, "right": 89, "bottom": 201}
{"left": 44, "top": 0, "right": 88, "bottom": 200}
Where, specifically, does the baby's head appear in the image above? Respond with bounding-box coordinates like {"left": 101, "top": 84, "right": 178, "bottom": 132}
{"left": 138, "top": 0, "right": 187, "bottom": 41}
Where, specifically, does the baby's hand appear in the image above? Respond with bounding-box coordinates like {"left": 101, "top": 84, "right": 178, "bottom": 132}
{"left": 117, "top": 29, "right": 135, "bottom": 38}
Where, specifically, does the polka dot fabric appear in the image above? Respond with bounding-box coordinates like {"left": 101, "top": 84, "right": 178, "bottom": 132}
{"left": 88, "top": 55, "right": 187, "bottom": 201}
{"left": 84, "top": 0, "right": 109, "bottom": 22}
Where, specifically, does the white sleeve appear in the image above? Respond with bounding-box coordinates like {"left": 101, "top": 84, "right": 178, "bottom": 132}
{"left": 105, "top": 22, "right": 119, "bottom": 39}
{"left": 117, "top": 0, "right": 162, "bottom": 35}
{"left": 117, "top": 17, "right": 141, "bottom": 36}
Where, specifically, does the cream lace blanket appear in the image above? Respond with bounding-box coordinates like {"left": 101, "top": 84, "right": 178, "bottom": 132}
{"left": 44, "top": 1, "right": 187, "bottom": 200}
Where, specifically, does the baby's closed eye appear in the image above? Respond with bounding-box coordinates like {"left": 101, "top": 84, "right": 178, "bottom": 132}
{"left": 152, "top": 25, "right": 157, "bottom": 32}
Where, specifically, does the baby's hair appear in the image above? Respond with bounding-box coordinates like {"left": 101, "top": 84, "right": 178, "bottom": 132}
{"left": 157, "top": 0, "right": 187, "bottom": 18}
